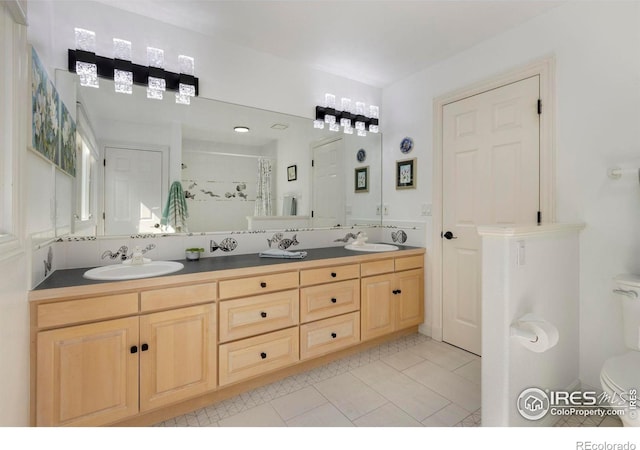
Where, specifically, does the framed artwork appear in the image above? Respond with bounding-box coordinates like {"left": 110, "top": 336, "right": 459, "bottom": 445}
{"left": 355, "top": 166, "right": 369, "bottom": 193}
{"left": 396, "top": 158, "right": 416, "bottom": 190}
{"left": 287, "top": 164, "right": 297, "bottom": 181}
{"left": 31, "top": 47, "right": 60, "bottom": 165}
{"left": 59, "top": 101, "right": 77, "bottom": 177}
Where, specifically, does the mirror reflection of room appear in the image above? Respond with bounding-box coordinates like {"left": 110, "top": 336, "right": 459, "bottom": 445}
{"left": 64, "top": 75, "right": 382, "bottom": 236}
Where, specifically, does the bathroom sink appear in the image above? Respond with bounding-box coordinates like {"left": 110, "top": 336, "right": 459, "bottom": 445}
{"left": 344, "top": 243, "right": 399, "bottom": 252}
{"left": 83, "top": 261, "right": 184, "bottom": 281}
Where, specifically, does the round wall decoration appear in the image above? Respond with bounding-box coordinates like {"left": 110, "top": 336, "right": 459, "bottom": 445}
{"left": 400, "top": 137, "right": 414, "bottom": 154}
{"left": 357, "top": 149, "right": 366, "bottom": 163}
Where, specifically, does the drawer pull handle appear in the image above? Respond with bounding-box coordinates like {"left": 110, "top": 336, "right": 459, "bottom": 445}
{"left": 331, "top": 332, "right": 337, "bottom": 339}
{"left": 331, "top": 272, "right": 337, "bottom": 278}
{"left": 397, "top": 289, "right": 402, "bottom": 294}
{"left": 141, "top": 343, "right": 149, "bottom": 352}
{"left": 130, "top": 345, "right": 138, "bottom": 354}
{"left": 260, "top": 352, "right": 267, "bottom": 359}
{"left": 260, "top": 311, "right": 267, "bottom": 318}
{"left": 260, "top": 282, "right": 267, "bottom": 288}
{"left": 331, "top": 297, "right": 337, "bottom": 303}
{"left": 392, "top": 290, "right": 399, "bottom": 295}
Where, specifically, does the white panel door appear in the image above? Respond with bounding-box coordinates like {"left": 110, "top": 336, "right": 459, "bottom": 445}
{"left": 312, "top": 138, "right": 345, "bottom": 228}
{"left": 442, "top": 76, "right": 540, "bottom": 355}
{"left": 104, "top": 147, "right": 164, "bottom": 235}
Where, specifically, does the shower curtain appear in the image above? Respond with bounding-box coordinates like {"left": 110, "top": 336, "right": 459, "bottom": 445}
{"left": 254, "top": 157, "right": 273, "bottom": 216}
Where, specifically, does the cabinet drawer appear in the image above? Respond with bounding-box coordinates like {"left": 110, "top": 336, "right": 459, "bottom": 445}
{"left": 300, "top": 264, "right": 359, "bottom": 286}
{"left": 36, "top": 293, "right": 139, "bottom": 329}
{"left": 395, "top": 255, "right": 424, "bottom": 272}
{"left": 219, "top": 271, "right": 298, "bottom": 299}
{"left": 140, "top": 282, "right": 217, "bottom": 312}
{"left": 219, "top": 290, "right": 299, "bottom": 343}
{"left": 300, "top": 279, "right": 359, "bottom": 323}
{"left": 300, "top": 312, "right": 360, "bottom": 360}
{"left": 360, "top": 259, "right": 394, "bottom": 277}
{"left": 219, "top": 327, "right": 299, "bottom": 386}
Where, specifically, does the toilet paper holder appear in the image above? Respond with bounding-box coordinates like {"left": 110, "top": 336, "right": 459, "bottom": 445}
{"left": 510, "top": 325, "right": 539, "bottom": 343}
{"left": 510, "top": 313, "right": 547, "bottom": 343}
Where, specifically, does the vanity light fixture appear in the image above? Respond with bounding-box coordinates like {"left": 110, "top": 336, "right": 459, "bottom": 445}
{"left": 314, "top": 93, "right": 379, "bottom": 136}
{"left": 234, "top": 126, "right": 250, "bottom": 133}
{"left": 68, "top": 28, "right": 199, "bottom": 103}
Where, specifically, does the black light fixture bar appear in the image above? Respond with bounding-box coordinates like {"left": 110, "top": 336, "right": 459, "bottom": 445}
{"left": 315, "top": 105, "right": 379, "bottom": 129}
{"left": 68, "top": 49, "right": 199, "bottom": 96}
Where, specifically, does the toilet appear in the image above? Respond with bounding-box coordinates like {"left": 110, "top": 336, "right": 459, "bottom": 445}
{"left": 600, "top": 274, "right": 640, "bottom": 426}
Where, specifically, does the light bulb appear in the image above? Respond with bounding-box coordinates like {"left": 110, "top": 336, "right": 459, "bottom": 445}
{"left": 324, "top": 93, "right": 336, "bottom": 109}
{"left": 313, "top": 120, "right": 325, "bottom": 129}
{"left": 329, "top": 123, "right": 340, "bottom": 132}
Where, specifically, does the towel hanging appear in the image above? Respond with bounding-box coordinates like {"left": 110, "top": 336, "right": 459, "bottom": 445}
{"left": 161, "top": 181, "right": 189, "bottom": 232}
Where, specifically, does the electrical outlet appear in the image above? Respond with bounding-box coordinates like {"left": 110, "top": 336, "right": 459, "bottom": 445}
{"left": 517, "top": 240, "right": 526, "bottom": 266}
{"left": 421, "top": 203, "right": 432, "bottom": 216}
{"left": 383, "top": 204, "right": 389, "bottom": 216}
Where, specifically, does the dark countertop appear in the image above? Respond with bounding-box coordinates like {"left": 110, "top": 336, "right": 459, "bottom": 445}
{"left": 33, "top": 244, "right": 423, "bottom": 292}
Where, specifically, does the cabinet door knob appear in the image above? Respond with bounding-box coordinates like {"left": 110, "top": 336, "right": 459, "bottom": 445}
{"left": 130, "top": 345, "right": 138, "bottom": 354}
{"left": 141, "top": 343, "right": 149, "bottom": 351}
{"left": 260, "top": 282, "right": 267, "bottom": 288}
{"left": 396, "top": 289, "right": 402, "bottom": 294}
{"left": 260, "top": 352, "right": 267, "bottom": 359}
{"left": 330, "top": 272, "right": 337, "bottom": 278}
{"left": 260, "top": 311, "right": 267, "bottom": 318}
{"left": 392, "top": 290, "right": 398, "bottom": 295}
{"left": 331, "top": 332, "right": 337, "bottom": 339}
{"left": 331, "top": 297, "right": 337, "bottom": 303}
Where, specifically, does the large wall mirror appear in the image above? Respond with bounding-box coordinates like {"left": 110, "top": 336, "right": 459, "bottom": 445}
{"left": 61, "top": 73, "right": 383, "bottom": 237}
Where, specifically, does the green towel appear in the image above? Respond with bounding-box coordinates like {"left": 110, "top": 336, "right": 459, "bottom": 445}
{"left": 161, "top": 181, "right": 189, "bottom": 232}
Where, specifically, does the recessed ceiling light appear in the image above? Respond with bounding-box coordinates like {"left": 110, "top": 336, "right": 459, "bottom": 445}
{"left": 271, "top": 123, "right": 288, "bottom": 130}
{"left": 234, "top": 126, "right": 250, "bottom": 133}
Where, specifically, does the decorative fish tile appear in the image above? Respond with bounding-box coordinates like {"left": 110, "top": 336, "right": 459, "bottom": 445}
{"left": 211, "top": 238, "right": 238, "bottom": 253}
{"left": 277, "top": 234, "right": 299, "bottom": 250}
{"left": 391, "top": 230, "right": 407, "bottom": 244}
{"left": 43, "top": 247, "right": 53, "bottom": 277}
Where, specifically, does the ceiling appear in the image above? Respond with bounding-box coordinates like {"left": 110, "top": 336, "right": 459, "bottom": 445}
{"left": 95, "top": 0, "right": 564, "bottom": 88}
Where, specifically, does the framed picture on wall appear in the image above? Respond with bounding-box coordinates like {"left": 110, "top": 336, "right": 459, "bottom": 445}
{"left": 396, "top": 158, "right": 416, "bottom": 190}
{"left": 355, "top": 166, "right": 369, "bottom": 193}
{"left": 287, "top": 164, "right": 297, "bottom": 181}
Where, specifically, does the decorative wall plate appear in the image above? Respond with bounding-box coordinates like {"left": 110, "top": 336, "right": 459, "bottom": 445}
{"left": 400, "top": 137, "right": 414, "bottom": 154}
{"left": 357, "top": 149, "right": 366, "bottom": 162}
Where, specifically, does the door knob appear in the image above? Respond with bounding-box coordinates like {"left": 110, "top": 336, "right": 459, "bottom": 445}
{"left": 154, "top": 223, "right": 160, "bottom": 228}
{"left": 442, "top": 231, "right": 458, "bottom": 240}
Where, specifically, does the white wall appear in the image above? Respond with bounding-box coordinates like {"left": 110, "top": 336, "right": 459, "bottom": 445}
{"left": 381, "top": 1, "right": 640, "bottom": 390}
{"left": 480, "top": 225, "right": 582, "bottom": 426}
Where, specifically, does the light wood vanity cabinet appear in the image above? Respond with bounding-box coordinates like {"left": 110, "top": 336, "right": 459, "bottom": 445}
{"left": 31, "top": 248, "right": 424, "bottom": 426}
{"left": 36, "top": 316, "right": 140, "bottom": 426}
{"left": 361, "top": 256, "right": 424, "bottom": 341}
{"left": 33, "top": 283, "right": 217, "bottom": 426}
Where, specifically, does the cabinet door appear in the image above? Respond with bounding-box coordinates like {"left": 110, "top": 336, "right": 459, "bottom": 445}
{"left": 361, "top": 274, "right": 395, "bottom": 341}
{"left": 139, "top": 304, "right": 217, "bottom": 412}
{"left": 36, "top": 317, "right": 139, "bottom": 426}
{"left": 395, "top": 269, "right": 424, "bottom": 330}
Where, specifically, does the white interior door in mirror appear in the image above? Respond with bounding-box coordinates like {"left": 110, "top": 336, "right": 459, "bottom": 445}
{"left": 104, "top": 146, "right": 166, "bottom": 235}
{"left": 312, "top": 138, "right": 345, "bottom": 228}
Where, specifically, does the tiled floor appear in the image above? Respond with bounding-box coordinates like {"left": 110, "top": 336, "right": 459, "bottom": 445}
{"left": 153, "top": 333, "right": 623, "bottom": 428}
{"left": 154, "top": 333, "right": 482, "bottom": 427}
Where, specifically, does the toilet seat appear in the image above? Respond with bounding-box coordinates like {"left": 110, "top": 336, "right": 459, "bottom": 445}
{"left": 600, "top": 351, "right": 640, "bottom": 427}
{"left": 600, "top": 351, "right": 640, "bottom": 395}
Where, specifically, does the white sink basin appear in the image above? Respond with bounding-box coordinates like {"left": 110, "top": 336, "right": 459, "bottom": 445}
{"left": 83, "top": 261, "right": 184, "bottom": 281}
{"left": 344, "top": 243, "right": 399, "bottom": 252}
